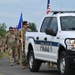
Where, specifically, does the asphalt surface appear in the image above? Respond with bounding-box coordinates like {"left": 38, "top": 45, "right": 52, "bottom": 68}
{"left": 0, "top": 58, "right": 59, "bottom": 75}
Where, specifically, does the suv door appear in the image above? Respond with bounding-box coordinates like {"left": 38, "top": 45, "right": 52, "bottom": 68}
{"left": 35, "top": 17, "right": 59, "bottom": 63}
{"left": 44, "top": 17, "right": 59, "bottom": 63}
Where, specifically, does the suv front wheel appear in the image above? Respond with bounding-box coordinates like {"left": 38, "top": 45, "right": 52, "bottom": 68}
{"left": 59, "top": 51, "right": 74, "bottom": 75}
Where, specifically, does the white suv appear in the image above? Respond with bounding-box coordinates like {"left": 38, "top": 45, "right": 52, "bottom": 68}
{"left": 25, "top": 11, "right": 75, "bottom": 75}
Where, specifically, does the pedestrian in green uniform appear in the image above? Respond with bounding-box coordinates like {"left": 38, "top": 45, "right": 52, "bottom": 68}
{"left": 18, "top": 21, "right": 29, "bottom": 69}
{"left": 13, "top": 27, "right": 20, "bottom": 64}
{"left": 0, "top": 35, "right": 4, "bottom": 58}
{"left": 5, "top": 27, "right": 18, "bottom": 66}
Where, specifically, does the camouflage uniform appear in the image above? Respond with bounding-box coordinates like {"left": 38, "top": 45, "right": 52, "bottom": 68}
{"left": 5, "top": 31, "right": 17, "bottom": 66}
{"left": 17, "top": 37, "right": 21, "bottom": 60}
{"left": 48, "top": 62, "right": 56, "bottom": 68}
{"left": 13, "top": 28, "right": 20, "bottom": 64}
{"left": 18, "top": 28, "right": 27, "bottom": 67}
{"left": 0, "top": 35, "right": 4, "bottom": 58}
{"left": 27, "top": 28, "right": 32, "bottom": 32}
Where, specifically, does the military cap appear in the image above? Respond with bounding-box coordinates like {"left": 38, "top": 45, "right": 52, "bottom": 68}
{"left": 22, "top": 21, "right": 28, "bottom": 25}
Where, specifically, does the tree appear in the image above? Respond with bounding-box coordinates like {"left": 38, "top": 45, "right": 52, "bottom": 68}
{"left": 29, "top": 22, "right": 37, "bottom": 31}
{"left": 0, "top": 23, "right": 7, "bottom": 37}
{"left": 0, "top": 23, "right": 7, "bottom": 30}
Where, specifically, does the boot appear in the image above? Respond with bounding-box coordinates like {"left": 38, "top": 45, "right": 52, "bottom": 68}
{"left": 10, "top": 63, "right": 13, "bottom": 66}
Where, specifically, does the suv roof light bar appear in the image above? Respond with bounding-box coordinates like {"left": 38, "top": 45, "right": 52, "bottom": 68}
{"left": 51, "top": 11, "right": 75, "bottom": 14}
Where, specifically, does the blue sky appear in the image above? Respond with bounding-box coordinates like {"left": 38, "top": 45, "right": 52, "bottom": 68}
{"left": 0, "top": 0, "right": 46, "bottom": 30}
{"left": 0, "top": 0, "right": 75, "bottom": 30}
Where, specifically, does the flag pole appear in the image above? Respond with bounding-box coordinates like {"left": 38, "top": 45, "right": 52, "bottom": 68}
{"left": 21, "top": 12, "right": 23, "bottom": 51}
{"left": 17, "top": 12, "right": 23, "bottom": 51}
{"left": 46, "top": 0, "right": 50, "bottom": 14}
{"left": 21, "top": 22, "right": 23, "bottom": 52}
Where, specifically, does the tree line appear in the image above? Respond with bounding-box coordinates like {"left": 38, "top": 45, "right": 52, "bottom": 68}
{"left": 0, "top": 23, "right": 7, "bottom": 37}
{"left": 0, "top": 22, "right": 37, "bottom": 37}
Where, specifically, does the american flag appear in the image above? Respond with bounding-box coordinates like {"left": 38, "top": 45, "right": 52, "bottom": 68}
{"left": 46, "top": 0, "right": 50, "bottom": 14}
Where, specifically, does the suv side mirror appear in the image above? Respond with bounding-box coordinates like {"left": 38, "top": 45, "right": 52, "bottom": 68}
{"left": 45, "top": 28, "right": 56, "bottom": 36}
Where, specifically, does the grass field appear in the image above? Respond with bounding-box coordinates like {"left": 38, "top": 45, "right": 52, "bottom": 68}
{"left": 2, "top": 51, "right": 9, "bottom": 58}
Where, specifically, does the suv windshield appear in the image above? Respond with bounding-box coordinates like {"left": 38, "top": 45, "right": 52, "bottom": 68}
{"left": 60, "top": 16, "right": 75, "bottom": 31}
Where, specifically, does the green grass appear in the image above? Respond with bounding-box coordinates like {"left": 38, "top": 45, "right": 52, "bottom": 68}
{"left": 2, "top": 51, "right": 9, "bottom": 58}
{"left": 0, "top": 73, "right": 3, "bottom": 75}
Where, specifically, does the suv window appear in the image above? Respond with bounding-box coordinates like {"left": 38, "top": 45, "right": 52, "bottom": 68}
{"left": 60, "top": 16, "right": 75, "bottom": 31}
{"left": 48, "top": 17, "right": 58, "bottom": 34}
{"left": 40, "top": 17, "right": 50, "bottom": 32}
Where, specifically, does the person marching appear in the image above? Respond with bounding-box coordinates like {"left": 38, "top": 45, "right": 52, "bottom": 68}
{"left": 0, "top": 35, "right": 4, "bottom": 58}
{"left": 5, "top": 27, "right": 18, "bottom": 66}
{"left": 13, "top": 27, "right": 20, "bottom": 64}
{"left": 18, "top": 21, "right": 29, "bottom": 69}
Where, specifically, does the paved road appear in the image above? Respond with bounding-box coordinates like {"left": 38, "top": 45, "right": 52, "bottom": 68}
{"left": 0, "top": 58, "right": 59, "bottom": 75}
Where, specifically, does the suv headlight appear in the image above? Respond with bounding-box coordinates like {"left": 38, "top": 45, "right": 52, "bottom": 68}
{"left": 65, "top": 39, "right": 75, "bottom": 50}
